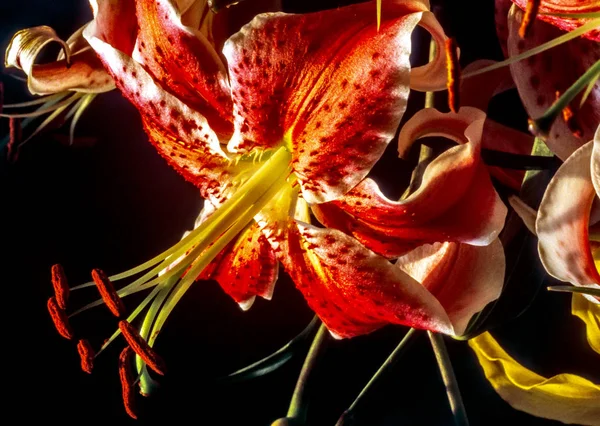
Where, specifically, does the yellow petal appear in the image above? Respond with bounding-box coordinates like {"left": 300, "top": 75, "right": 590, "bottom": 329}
{"left": 469, "top": 332, "right": 600, "bottom": 425}
{"left": 572, "top": 293, "right": 600, "bottom": 355}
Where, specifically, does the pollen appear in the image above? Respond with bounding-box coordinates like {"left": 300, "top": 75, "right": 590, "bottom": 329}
{"left": 77, "top": 339, "right": 94, "bottom": 374}
{"left": 118, "top": 346, "right": 138, "bottom": 420}
{"left": 444, "top": 38, "right": 460, "bottom": 114}
{"left": 519, "top": 0, "right": 540, "bottom": 39}
{"left": 51, "top": 264, "right": 70, "bottom": 310}
{"left": 47, "top": 297, "right": 74, "bottom": 340}
{"left": 91, "top": 268, "right": 125, "bottom": 318}
{"left": 118, "top": 320, "right": 166, "bottom": 376}
{"left": 556, "top": 91, "right": 583, "bottom": 138}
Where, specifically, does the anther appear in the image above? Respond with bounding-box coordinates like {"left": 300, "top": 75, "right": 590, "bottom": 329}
{"left": 556, "top": 91, "right": 583, "bottom": 138}
{"left": 8, "top": 117, "right": 22, "bottom": 162}
{"left": 118, "top": 320, "right": 166, "bottom": 376}
{"left": 47, "top": 297, "right": 74, "bottom": 340}
{"left": 51, "top": 264, "right": 70, "bottom": 310}
{"left": 445, "top": 38, "right": 460, "bottom": 113}
{"left": 519, "top": 0, "right": 541, "bottom": 39}
{"left": 119, "top": 346, "right": 138, "bottom": 420}
{"left": 77, "top": 339, "right": 94, "bottom": 374}
{"left": 91, "top": 268, "right": 125, "bottom": 318}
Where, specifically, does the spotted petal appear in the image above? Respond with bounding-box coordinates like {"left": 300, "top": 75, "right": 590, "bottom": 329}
{"left": 507, "top": 6, "right": 600, "bottom": 160}
{"left": 469, "top": 332, "right": 600, "bottom": 425}
{"left": 223, "top": 1, "right": 443, "bottom": 203}
{"left": 511, "top": 0, "right": 600, "bottom": 41}
{"left": 134, "top": 0, "right": 233, "bottom": 137}
{"left": 281, "top": 222, "right": 454, "bottom": 339}
{"left": 396, "top": 239, "right": 505, "bottom": 336}
{"left": 315, "top": 107, "right": 507, "bottom": 258}
{"left": 5, "top": 26, "right": 114, "bottom": 95}
{"left": 536, "top": 141, "right": 600, "bottom": 301}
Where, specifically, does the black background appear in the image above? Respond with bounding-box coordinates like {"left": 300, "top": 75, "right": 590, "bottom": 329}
{"left": 1, "top": 1, "right": 598, "bottom": 425}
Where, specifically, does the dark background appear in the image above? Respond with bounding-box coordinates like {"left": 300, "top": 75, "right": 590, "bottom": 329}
{"left": 1, "top": 1, "right": 597, "bottom": 425}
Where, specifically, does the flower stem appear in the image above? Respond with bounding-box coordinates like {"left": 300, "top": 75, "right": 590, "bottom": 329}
{"left": 336, "top": 328, "right": 419, "bottom": 425}
{"left": 286, "top": 323, "right": 329, "bottom": 421}
{"left": 547, "top": 286, "right": 600, "bottom": 298}
{"left": 528, "top": 58, "right": 600, "bottom": 137}
{"left": 428, "top": 332, "right": 469, "bottom": 426}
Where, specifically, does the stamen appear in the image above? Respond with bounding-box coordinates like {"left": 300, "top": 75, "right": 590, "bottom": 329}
{"left": 529, "top": 58, "right": 600, "bottom": 137}
{"left": 118, "top": 347, "right": 138, "bottom": 420}
{"left": 8, "top": 117, "right": 22, "bottom": 162}
{"left": 556, "top": 91, "right": 583, "bottom": 138}
{"left": 92, "top": 268, "right": 126, "bottom": 318}
{"left": 77, "top": 339, "right": 94, "bottom": 374}
{"left": 119, "top": 320, "right": 166, "bottom": 376}
{"left": 51, "top": 264, "right": 70, "bottom": 310}
{"left": 519, "top": 0, "right": 541, "bottom": 39}
{"left": 47, "top": 297, "right": 73, "bottom": 340}
{"left": 445, "top": 38, "right": 460, "bottom": 113}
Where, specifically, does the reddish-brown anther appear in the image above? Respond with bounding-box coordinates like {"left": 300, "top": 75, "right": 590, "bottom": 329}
{"left": 47, "top": 297, "right": 73, "bottom": 340}
{"left": 445, "top": 38, "right": 460, "bottom": 113}
{"left": 77, "top": 339, "right": 94, "bottom": 374}
{"left": 118, "top": 346, "right": 137, "bottom": 420}
{"left": 51, "top": 264, "right": 70, "bottom": 310}
{"left": 91, "top": 268, "right": 125, "bottom": 318}
{"left": 519, "top": 0, "right": 541, "bottom": 38}
{"left": 555, "top": 92, "right": 584, "bottom": 139}
{"left": 118, "top": 320, "right": 166, "bottom": 376}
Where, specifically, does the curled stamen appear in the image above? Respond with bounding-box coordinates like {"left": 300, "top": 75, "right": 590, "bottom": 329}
{"left": 92, "top": 268, "right": 125, "bottom": 318}
{"left": 119, "top": 347, "right": 138, "bottom": 420}
{"left": 445, "top": 38, "right": 460, "bottom": 113}
{"left": 77, "top": 339, "right": 94, "bottom": 374}
{"left": 119, "top": 320, "right": 166, "bottom": 376}
{"left": 51, "top": 264, "right": 70, "bottom": 310}
{"left": 47, "top": 297, "right": 73, "bottom": 340}
{"left": 519, "top": 0, "right": 541, "bottom": 38}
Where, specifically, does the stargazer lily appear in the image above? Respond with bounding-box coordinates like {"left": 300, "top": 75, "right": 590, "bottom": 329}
{"left": 42, "top": 0, "right": 509, "bottom": 414}
{"left": 495, "top": 0, "right": 600, "bottom": 160}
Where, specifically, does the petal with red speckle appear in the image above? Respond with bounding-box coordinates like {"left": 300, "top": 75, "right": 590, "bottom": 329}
{"left": 511, "top": 0, "right": 600, "bottom": 41}
{"left": 134, "top": 0, "right": 233, "bottom": 137}
{"left": 536, "top": 141, "right": 600, "bottom": 299}
{"left": 281, "top": 222, "right": 454, "bottom": 339}
{"left": 507, "top": 6, "right": 600, "bottom": 160}
{"left": 315, "top": 107, "right": 507, "bottom": 258}
{"left": 222, "top": 1, "right": 436, "bottom": 203}
{"left": 396, "top": 239, "right": 505, "bottom": 336}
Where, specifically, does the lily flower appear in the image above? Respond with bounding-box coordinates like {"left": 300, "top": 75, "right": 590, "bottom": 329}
{"left": 1, "top": 12, "right": 121, "bottom": 149}
{"left": 536, "top": 124, "right": 600, "bottom": 301}
{"left": 469, "top": 293, "right": 600, "bottom": 425}
{"left": 495, "top": 0, "right": 600, "bottom": 160}
{"left": 40, "top": 1, "right": 509, "bottom": 415}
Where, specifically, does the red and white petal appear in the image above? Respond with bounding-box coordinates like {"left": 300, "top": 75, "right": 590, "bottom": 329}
{"left": 536, "top": 141, "right": 600, "bottom": 296}
{"left": 495, "top": 0, "right": 513, "bottom": 57}
{"left": 511, "top": 0, "right": 600, "bottom": 41}
{"left": 590, "top": 125, "right": 600, "bottom": 199}
{"left": 316, "top": 108, "right": 506, "bottom": 258}
{"left": 5, "top": 26, "right": 113, "bottom": 94}
{"left": 209, "top": 221, "right": 278, "bottom": 310}
{"left": 223, "top": 2, "right": 431, "bottom": 203}
{"left": 396, "top": 239, "right": 505, "bottom": 336}
{"left": 134, "top": 0, "right": 233, "bottom": 137}
{"left": 507, "top": 7, "right": 600, "bottom": 161}
{"left": 281, "top": 222, "right": 453, "bottom": 339}
{"left": 88, "top": 0, "right": 138, "bottom": 54}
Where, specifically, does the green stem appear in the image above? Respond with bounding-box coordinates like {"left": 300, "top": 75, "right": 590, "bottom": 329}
{"left": 529, "top": 59, "right": 600, "bottom": 137}
{"left": 286, "top": 324, "right": 329, "bottom": 421}
{"left": 547, "top": 286, "right": 600, "bottom": 297}
{"left": 336, "top": 328, "right": 419, "bottom": 425}
{"left": 462, "top": 18, "right": 600, "bottom": 79}
{"left": 428, "top": 332, "right": 469, "bottom": 426}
